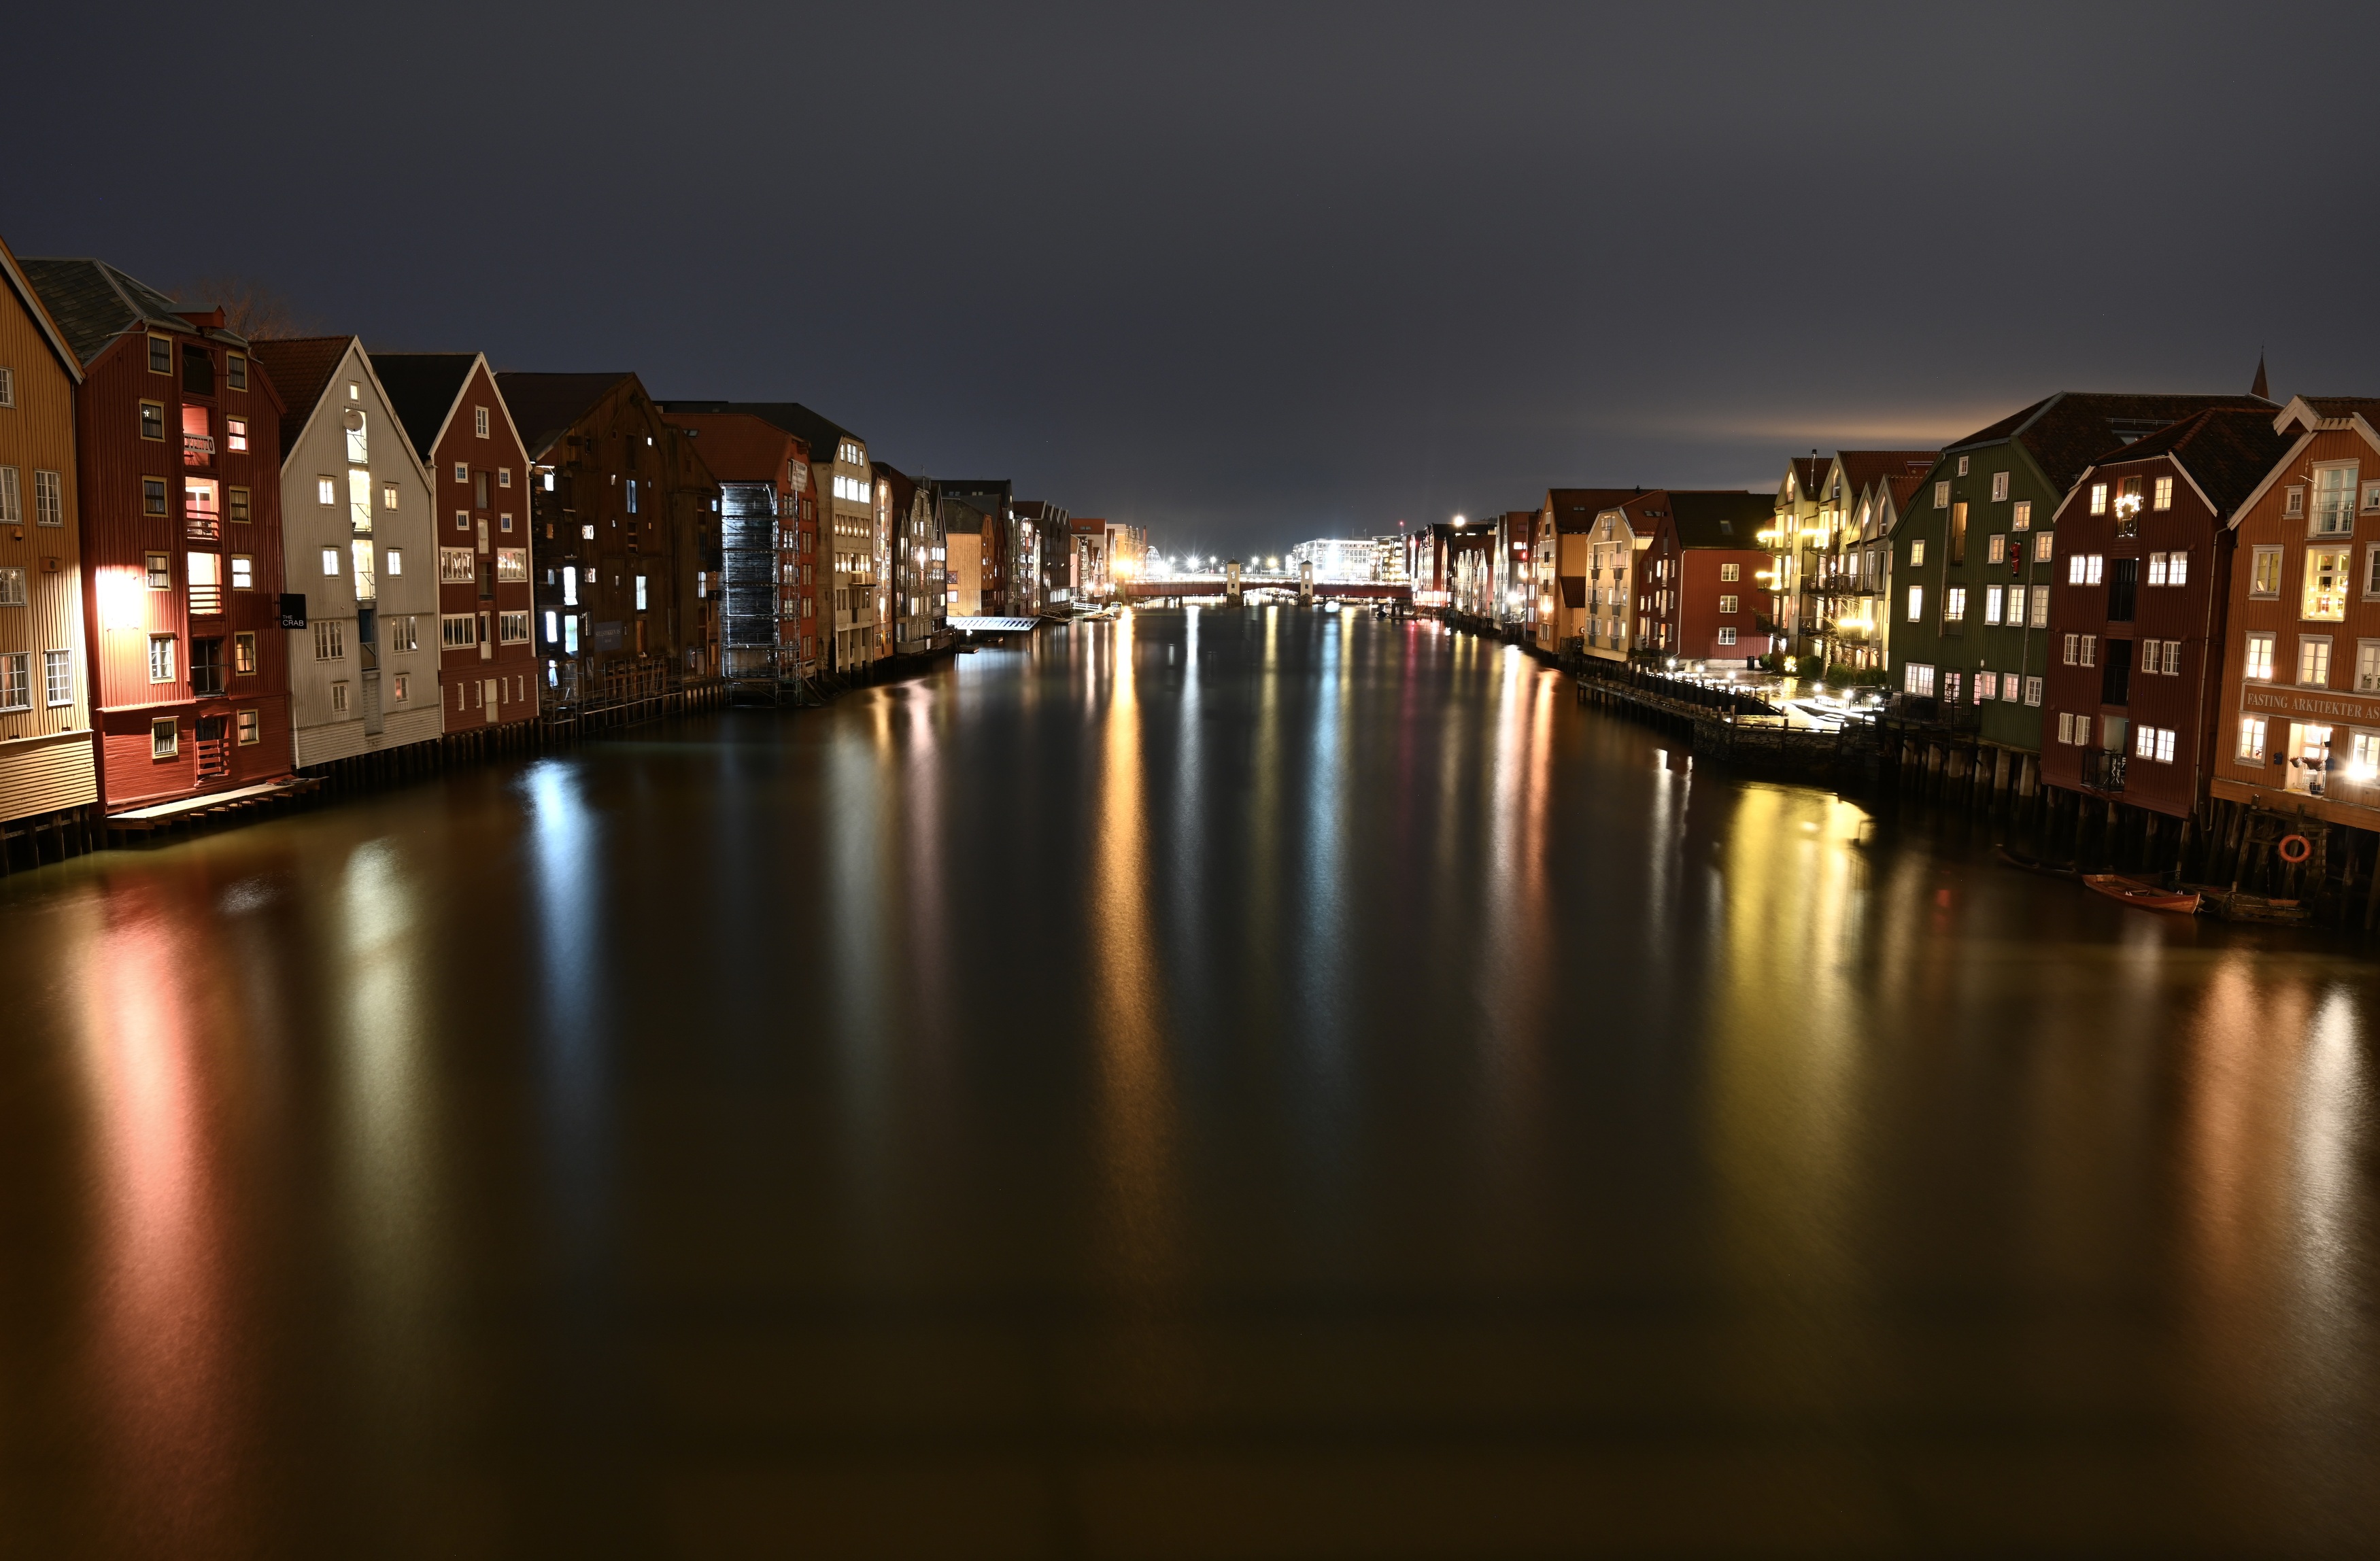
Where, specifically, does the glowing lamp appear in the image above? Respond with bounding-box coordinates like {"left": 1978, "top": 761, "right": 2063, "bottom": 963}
{"left": 98, "top": 565, "right": 145, "bottom": 632}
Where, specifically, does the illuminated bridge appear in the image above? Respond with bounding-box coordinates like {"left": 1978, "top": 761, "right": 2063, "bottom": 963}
{"left": 1115, "top": 569, "right": 1409, "bottom": 604}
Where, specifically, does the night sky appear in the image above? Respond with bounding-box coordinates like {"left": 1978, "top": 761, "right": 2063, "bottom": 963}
{"left": 10, "top": 3, "right": 2378, "bottom": 558}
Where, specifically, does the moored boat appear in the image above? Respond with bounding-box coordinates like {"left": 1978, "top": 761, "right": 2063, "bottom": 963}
{"left": 2081, "top": 874, "right": 2202, "bottom": 915}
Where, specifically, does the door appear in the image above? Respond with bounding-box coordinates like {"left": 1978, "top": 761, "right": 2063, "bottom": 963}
{"left": 2288, "top": 723, "right": 2333, "bottom": 795}
{"left": 195, "top": 715, "right": 231, "bottom": 780}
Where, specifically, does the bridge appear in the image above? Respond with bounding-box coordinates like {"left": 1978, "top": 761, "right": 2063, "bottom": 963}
{"left": 1114, "top": 570, "right": 1410, "bottom": 604}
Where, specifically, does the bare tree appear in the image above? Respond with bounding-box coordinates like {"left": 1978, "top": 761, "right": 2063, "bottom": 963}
{"left": 169, "top": 275, "right": 322, "bottom": 341}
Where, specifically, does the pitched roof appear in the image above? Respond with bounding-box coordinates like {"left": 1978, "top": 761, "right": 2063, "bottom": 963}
{"left": 873, "top": 459, "right": 918, "bottom": 513}
{"left": 494, "top": 371, "right": 635, "bottom": 460}
{"left": 1784, "top": 457, "right": 1826, "bottom": 499}
{"left": 1885, "top": 474, "right": 1926, "bottom": 512}
{"left": 1663, "top": 490, "right": 1773, "bottom": 548}
{"left": 2086, "top": 408, "right": 2294, "bottom": 520}
{"left": 251, "top": 337, "right": 354, "bottom": 458}
{"left": 368, "top": 351, "right": 479, "bottom": 461}
{"left": 1831, "top": 449, "right": 1939, "bottom": 497}
{"left": 660, "top": 400, "right": 860, "bottom": 461}
{"left": 1948, "top": 391, "right": 2277, "bottom": 492}
{"left": 1545, "top": 486, "right": 1646, "bottom": 532}
{"left": 0, "top": 233, "right": 83, "bottom": 384}
{"left": 658, "top": 411, "right": 805, "bottom": 483}
{"left": 17, "top": 256, "right": 227, "bottom": 365}
{"left": 2298, "top": 396, "right": 2380, "bottom": 422}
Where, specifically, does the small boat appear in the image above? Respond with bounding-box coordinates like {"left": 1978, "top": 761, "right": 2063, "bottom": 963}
{"left": 2082, "top": 874, "right": 2202, "bottom": 915}
{"left": 1996, "top": 844, "right": 2076, "bottom": 878}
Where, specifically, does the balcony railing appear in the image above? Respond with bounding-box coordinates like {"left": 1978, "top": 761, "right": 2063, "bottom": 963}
{"left": 2079, "top": 749, "right": 2127, "bottom": 793}
{"left": 185, "top": 513, "right": 221, "bottom": 543}
{"left": 188, "top": 583, "right": 223, "bottom": 616}
{"left": 183, "top": 433, "right": 215, "bottom": 466}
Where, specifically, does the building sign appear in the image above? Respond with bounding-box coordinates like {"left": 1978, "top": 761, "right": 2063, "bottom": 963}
{"left": 2243, "top": 687, "right": 2380, "bottom": 723}
{"left": 279, "top": 593, "right": 307, "bottom": 629}
{"left": 590, "top": 619, "right": 623, "bottom": 651}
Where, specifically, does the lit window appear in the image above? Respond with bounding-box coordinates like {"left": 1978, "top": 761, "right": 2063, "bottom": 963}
{"left": 146, "top": 551, "right": 171, "bottom": 589}
{"left": 2304, "top": 547, "right": 2351, "bottom": 619}
{"left": 2360, "top": 642, "right": 2380, "bottom": 692}
{"left": 544, "top": 609, "right": 559, "bottom": 643}
{"left": 1909, "top": 539, "right": 1925, "bottom": 567}
{"left": 392, "top": 674, "right": 409, "bottom": 704}
{"left": 230, "top": 554, "right": 252, "bottom": 589}
{"left": 2249, "top": 547, "right": 2283, "bottom": 598}
{"left": 2147, "top": 552, "right": 2168, "bottom": 586}
{"left": 1988, "top": 534, "right": 2005, "bottom": 565}
{"left": 1944, "top": 586, "right": 1966, "bottom": 622}
{"left": 2153, "top": 476, "right": 2173, "bottom": 511}
{"left": 321, "top": 547, "right": 340, "bottom": 577}
{"left": 440, "top": 547, "right": 476, "bottom": 583}
{"left": 2033, "top": 532, "right": 2054, "bottom": 563}
{"left": 634, "top": 574, "right": 648, "bottom": 611}
{"left": 233, "top": 632, "right": 256, "bottom": 674}
{"left": 225, "top": 417, "right": 248, "bottom": 453}
{"left": 1991, "top": 471, "right": 2009, "bottom": 502}
{"left": 2313, "top": 466, "right": 2358, "bottom": 536}
{"left": 2300, "top": 636, "right": 2332, "bottom": 687}
{"left": 2136, "top": 724, "right": 2157, "bottom": 759}
{"left": 2089, "top": 483, "right": 2107, "bottom": 515}
{"left": 318, "top": 476, "right": 337, "bottom": 506}
{"left": 2244, "top": 632, "right": 2275, "bottom": 681}
{"left": 1977, "top": 670, "right": 1998, "bottom": 702}
{"left": 1985, "top": 585, "right": 2004, "bottom": 624}
{"left": 387, "top": 615, "right": 418, "bottom": 653}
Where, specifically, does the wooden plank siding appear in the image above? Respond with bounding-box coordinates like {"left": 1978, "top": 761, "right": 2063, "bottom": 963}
{"left": 0, "top": 243, "right": 97, "bottom": 820}
{"left": 432, "top": 362, "right": 539, "bottom": 732}
{"left": 78, "top": 318, "right": 292, "bottom": 811}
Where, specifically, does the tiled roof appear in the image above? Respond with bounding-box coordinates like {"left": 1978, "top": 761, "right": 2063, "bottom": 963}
{"left": 369, "top": 351, "right": 478, "bottom": 461}
{"left": 1948, "top": 392, "right": 2277, "bottom": 492}
{"left": 1786, "top": 457, "right": 1826, "bottom": 499}
{"left": 251, "top": 337, "right": 353, "bottom": 459}
{"left": 494, "top": 371, "right": 634, "bottom": 460}
{"left": 18, "top": 256, "right": 206, "bottom": 365}
{"left": 1885, "top": 474, "right": 1926, "bottom": 511}
{"left": 658, "top": 411, "right": 804, "bottom": 483}
{"left": 0, "top": 233, "right": 84, "bottom": 383}
{"left": 2299, "top": 396, "right": 2380, "bottom": 422}
{"left": 2089, "top": 409, "right": 2294, "bottom": 521}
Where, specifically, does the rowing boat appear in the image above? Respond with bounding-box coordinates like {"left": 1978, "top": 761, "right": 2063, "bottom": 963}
{"left": 2081, "top": 874, "right": 2202, "bottom": 915}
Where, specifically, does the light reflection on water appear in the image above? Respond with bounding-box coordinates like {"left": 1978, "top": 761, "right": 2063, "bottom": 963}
{"left": 1, "top": 608, "right": 2375, "bottom": 1554}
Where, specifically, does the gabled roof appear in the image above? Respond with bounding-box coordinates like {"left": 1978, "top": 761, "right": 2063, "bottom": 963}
{"left": 2292, "top": 396, "right": 2380, "bottom": 425}
{"left": 0, "top": 233, "right": 83, "bottom": 384}
{"left": 1663, "top": 490, "right": 1774, "bottom": 549}
{"left": 494, "top": 371, "right": 636, "bottom": 460}
{"left": 658, "top": 410, "right": 806, "bottom": 483}
{"left": 1884, "top": 474, "right": 1926, "bottom": 513}
{"left": 20, "top": 256, "right": 254, "bottom": 366}
{"left": 1948, "top": 391, "right": 2278, "bottom": 493}
{"left": 1782, "top": 457, "right": 1826, "bottom": 501}
{"left": 873, "top": 459, "right": 919, "bottom": 513}
{"left": 1830, "top": 449, "right": 1939, "bottom": 498}
{"left": 369, "top": 351, "right": 479, "bottom": 461}
{"left": 1544, "top": 487, "right": 1645, "bottom": 533}
{"left": 660, "top": 400, "right": 860, "bottom": 462}
{"left": 2075, "top": 408, "right": 2293, "bottom": 522}
{"left": 251, "top": 337, "right": 354, "bottom": 458}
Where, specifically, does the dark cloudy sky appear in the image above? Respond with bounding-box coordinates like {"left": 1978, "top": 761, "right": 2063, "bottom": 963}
{"left": 11, "top": 3, "right": 2377, "bottom": 557}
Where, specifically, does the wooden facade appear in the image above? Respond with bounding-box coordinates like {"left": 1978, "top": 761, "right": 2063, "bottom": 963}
{"left": 22, "top": 258, "right": 291, "bottom": 812}
{"left": 2039, "top": 409, "right": 2288, "bottom": 819}
{"left": 373, "top": 353, "right": 540, "bottom": 733}
{"left": 2211, "top": 398, "right": 2380, "bottom": 828}
{"left": 660, "top": 411, "right": 811, "bottom": 678}
{"left": 1531, "top": 490, "right": 1638, "bottom": 653}
{"left": 1643, "top": 491, "right": 1775, "bottom": 663}
{"left": 254, "top": 339, "right": 442, "bottom": 766}
{"left": 0, "top": 235, "right": 97, "bottom": 827}
{"left": 503, "top": 373, "right": 716, "bottom": 692}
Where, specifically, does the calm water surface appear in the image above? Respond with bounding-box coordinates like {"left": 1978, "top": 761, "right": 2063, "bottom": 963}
{"left": 2, "top": 608, "right": 2375, "bottom": 1558}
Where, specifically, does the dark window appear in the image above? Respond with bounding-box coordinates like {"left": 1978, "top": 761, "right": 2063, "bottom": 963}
{"left": 480, "top": 562, "right": 494, "bottom": 600}
{"left": 190, "top": 636, "right": 226, "bottom": 696}
{"left": 139, "top": 402, "right": 165, "bottom": 441}
{"left": 182, "top": 344, "right": 213, "bottom": 396}
{"left": 475, "top": 470, "right": 490, "bottom": 510}
{"left": 143, "top": 478, "right": 168, "bottom": 517}
{"left": 148, "top": 336, "right": 172, "bottom": 374}
{"left": 2101, "top": 645, "right": 2132, "bottom": 707}
{"left": 2107, "top": 558, "right": 2139, "bottom": 622}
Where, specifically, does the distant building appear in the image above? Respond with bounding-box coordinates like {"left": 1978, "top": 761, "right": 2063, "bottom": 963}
{"left": 1017, "top": 499, "right": 1070, "bottom": 611}
{"left": 1530, "top": 489, "right": 1642, "bottom": 653}
{"left": 1286, "top": 538, "right": 1384, "bottom": 583}
{"left": 1070, "top": 515, "right": 1108, "bottom": 600}
{"left": 882, "top": 462, "right": 947, "bottom": 653}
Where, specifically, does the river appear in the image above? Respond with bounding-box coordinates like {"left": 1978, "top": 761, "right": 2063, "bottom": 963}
{"left": 1, "top": 606, "right": 2373, "bottom": 1556}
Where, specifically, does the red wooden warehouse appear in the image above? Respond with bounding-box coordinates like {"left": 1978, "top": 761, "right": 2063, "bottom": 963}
{"left": 2039, "top": 408, "right": 2289, "bottom": 817}
{"left": 371, "top": 351, "right": 541, "bottom": 737}
{"left": 22, "top": 258, "right": 293, "bottom": 813}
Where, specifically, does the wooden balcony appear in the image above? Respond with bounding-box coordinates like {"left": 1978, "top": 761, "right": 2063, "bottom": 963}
{"left": 188, "top": 583, "right": 223, "bottom": 617}
{"left": 183, "top": 433, "right": 214, "bottom": 467}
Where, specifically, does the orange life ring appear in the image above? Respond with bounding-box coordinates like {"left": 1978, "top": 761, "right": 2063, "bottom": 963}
{"left": 2278, "top": 834, "right": 2312, "bottom": 864}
